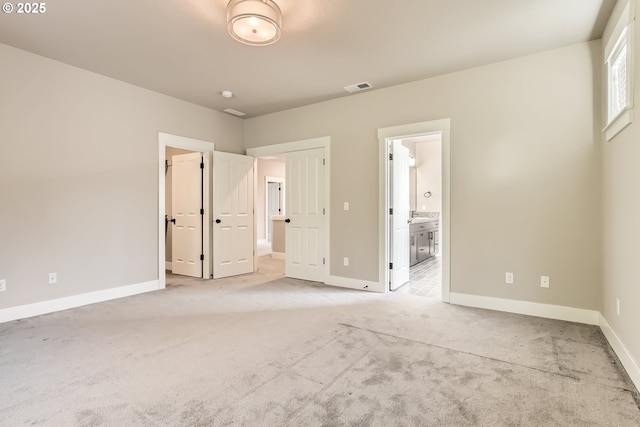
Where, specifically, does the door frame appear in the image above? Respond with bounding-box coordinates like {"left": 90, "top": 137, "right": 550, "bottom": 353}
{"left": 247, "top": 136, "right": 331, "bottom": 283}
{"left": 158, "top": 132, "right": 214, "bottom": 289}
{"left": 378, "top": 119, "right": 451, "bottom": 301}
{"left": 265, "top": 176, "right": 285, "bottom": 242}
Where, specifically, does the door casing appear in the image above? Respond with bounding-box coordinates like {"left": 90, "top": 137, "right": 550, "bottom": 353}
{"left": 158, "top": 132, "right": 214, "bottom": 289}
{"left": 247, "top": 137, "right": 330, "bottom": 285}
{"left": 378, "top": 119, "right": 451, "bottom": 300}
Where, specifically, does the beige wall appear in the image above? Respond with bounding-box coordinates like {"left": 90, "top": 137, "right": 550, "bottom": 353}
{"left": 245, "top": 41, "right": 602, "bottom": 310}
{"left": 415, "top": 141, "right": 442, "bottom": 213}
{"left": 601, "top": 0, "right": 640, "bottom": 380}
{"left": 0, "top": 43, "right": 244, "bottom": 308}
{"left": 256, "top": 158, "right": 285, "bottom": 241}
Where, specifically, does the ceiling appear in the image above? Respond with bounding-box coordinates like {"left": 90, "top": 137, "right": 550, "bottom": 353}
{"left": 0, "top": 0, "right": 615, "bottom": 118}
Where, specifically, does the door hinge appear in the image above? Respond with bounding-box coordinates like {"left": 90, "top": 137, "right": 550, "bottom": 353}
{"left": 200, "top": 162, "right": 204, "bottom": 169}
{"left": 323, "top": 258, "right": 326, "bottom": 265}
{"left": 323, "top": 208, "right": 326, "bottom": 215}
{"left": 323, "top": 158, "right": 326, "bottom": 166}
{"left": 200, "top": 254, "right": 205, "bottom": 261}
{"left": 389, "top": 208, "right": 393, "bottom": 215}
{"left": 389, "top": 153, "right": 393, "bottom": 161}
{"left": 200, "top": 208, "right": 204, "bottom": 215}
{"left": 389, "top": 262, "right": 393, "bottom": 269}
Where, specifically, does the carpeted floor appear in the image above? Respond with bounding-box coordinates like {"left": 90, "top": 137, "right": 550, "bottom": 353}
{"left": 1, "top": 256, "right": 639, "bottom": 426}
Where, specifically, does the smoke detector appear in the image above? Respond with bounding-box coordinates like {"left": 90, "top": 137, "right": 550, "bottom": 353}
{"left": 344, "top": 82, "right": 373, "bottom": 93}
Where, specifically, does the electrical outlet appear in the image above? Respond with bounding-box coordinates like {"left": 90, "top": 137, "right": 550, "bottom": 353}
{"left": 505, "top": 272, "right": 514, "bottom": 284}
{"left": 540, "top": 276, "right": 550, "bottom": 288}
{"left": 616, "top": 298, "right": 620, "bottom": 315}
{"left": 48, "top": 272, "right": 57, "bottom": 285}
{"left": 0, "top": 279, "right": 6, "bottom": 292}
{"left": 344, "top": 257, "right": 349, "bottom": 266}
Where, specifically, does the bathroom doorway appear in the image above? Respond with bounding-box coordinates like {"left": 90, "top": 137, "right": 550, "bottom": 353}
{"left": 378, "top": 119, "right": 451, "bottom": 302}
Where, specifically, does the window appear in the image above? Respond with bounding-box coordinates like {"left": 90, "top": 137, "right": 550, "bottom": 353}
{"left": 604, "top": 1, "right": 635, "bottom": 141}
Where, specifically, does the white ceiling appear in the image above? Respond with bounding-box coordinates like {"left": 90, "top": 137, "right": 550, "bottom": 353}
{"left": 0, "top": 0, "right": 615, "bottom": 118}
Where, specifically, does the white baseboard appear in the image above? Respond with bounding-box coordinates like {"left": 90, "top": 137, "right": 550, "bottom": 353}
{"left": 326, "top": 275, "right": 383, "bottom": 292}
{"left": 271, "top": 252, "right": 285, "bottom": 260}
{"left": 449, "top": 292, "right": 600, "bottom": 325}
{"left": 165, "top": 261, "right": 172, "bottom": 271}
{"left": 0, "top": 280, "right": 159, "bottom": 324}
{"left": 599, "top": 314, "right": 640, "bottom": 391}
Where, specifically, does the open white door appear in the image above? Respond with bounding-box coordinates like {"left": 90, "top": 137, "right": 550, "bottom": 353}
{"left": 390, "top": 140, "right": 410, "bottom": 290}
{"left": 286, "top": 148, "right": 325, "bottom": 282}
{"left": 172, "top": 152, "right": 204, "bottom": 278}
{"left": 213, "top": 151, "right": 254, "bottom": 279}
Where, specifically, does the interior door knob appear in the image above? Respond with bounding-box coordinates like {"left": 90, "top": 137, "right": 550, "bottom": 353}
{"left": 215, "top": 219, "right": 221, "bottom": 224}
{"left": 285, "top": 218, "right": 291, "bottom": 223}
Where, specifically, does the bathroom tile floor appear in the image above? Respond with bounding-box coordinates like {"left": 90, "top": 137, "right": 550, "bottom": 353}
{"left": 394, "top": 255, "right": 442, "bottom": 299}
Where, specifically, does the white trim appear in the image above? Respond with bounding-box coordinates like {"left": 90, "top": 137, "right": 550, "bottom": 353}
{"left": 449, "top": 292, "right": 600, "bottom": 325}
{"left": 378, "top": 119, "right": 451, "bottom": 300}
{"left": 165, "top": 261, "right": 172, "bottom": 271}
{"left": 604, "top": 108, "right": 633, "bottom": 140}
{"left": 158, "top": 132, "right": 215, "bottom": 289}
{"left": 0, "top": 280, "right": 158, "bottom": 324}
{"left": 247, "top": 137, "right": 331, "bottom": 285}
{"left": 247, "top": 137, "right": 330, "bottom": 157}
{"left": 599, "top": 314, "right": 640, "bottom": 390}
{"left": 604, "top": 0, "right": 635, "bottom": 137}
{"left": 271, "top": 252, "right": 285, "bottom": 260}
{"left": 326, "top": 275, "right": 379, "bottom": 292}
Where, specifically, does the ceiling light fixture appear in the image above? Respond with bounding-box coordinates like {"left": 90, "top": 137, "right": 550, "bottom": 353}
{"left": 227, "top": 0, "right": 282, "bottom": 46}
{"left": 221, "top": 90, "right": 233, "bottom": 98}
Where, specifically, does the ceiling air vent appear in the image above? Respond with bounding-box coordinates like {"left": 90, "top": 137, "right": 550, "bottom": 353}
{"left": 344, "top": 82, "right": 373, "bottom": 93}
{"left": 224, "top": 108, "right": 246, "bottom": 117}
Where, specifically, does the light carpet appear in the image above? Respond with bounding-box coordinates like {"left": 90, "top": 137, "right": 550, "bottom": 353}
{"left": 1, "top": 256, "right": 639, "bottom": 426}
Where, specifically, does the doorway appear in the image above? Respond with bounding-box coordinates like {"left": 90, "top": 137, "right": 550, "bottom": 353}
{"left": 395, "top": 134, "right": 443, "bottom": 297}
{"left": 266, "top": 178, "right": 284, "bottom": 243}
{"left": 378, "top": 119, "right": 451, "bottom": 302}
{"left": 158, "top": 133, "right": 214, "bottom": 290}
{"left": 166, "top": 149, "right": 205, "bottom": 279}
{"left": 247, "top": 137, "right": 331, "bottom": 284}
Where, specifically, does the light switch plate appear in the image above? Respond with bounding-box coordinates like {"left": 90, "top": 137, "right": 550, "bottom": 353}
{"left": 0, "top": 279, "right": 6, "bottom": 292}
{"left": 48, "top": 273, "right": 57, "bottom": 285}
{"left": 344, "top": 202, "right": 349, "bottom": 211}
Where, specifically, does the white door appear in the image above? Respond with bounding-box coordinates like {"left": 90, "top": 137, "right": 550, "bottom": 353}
{"left": 213, "top": 151, "right": 255, "bottom": 279}
{"left": 390, "top": 140, "right": 410, "bottom": 290}
{"left": 172, "top": 152, "right": 203, "bottom": 278}
{"left": 286, "top": 148, "right": 325, "bottom": 282}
